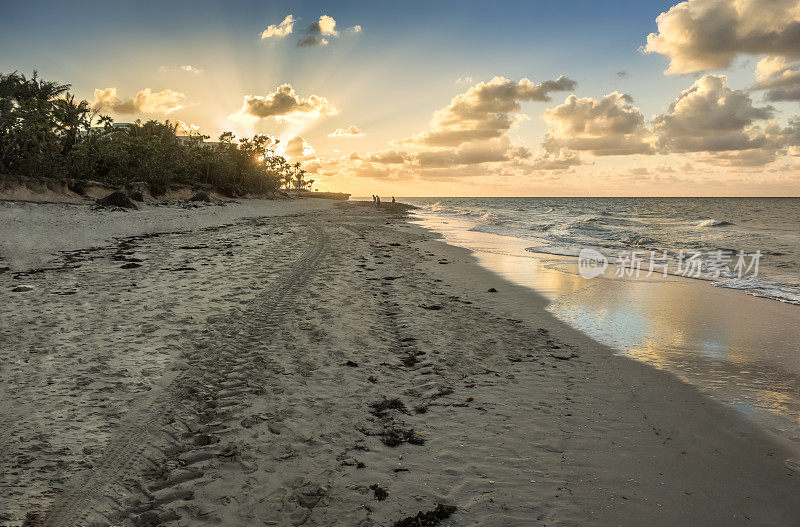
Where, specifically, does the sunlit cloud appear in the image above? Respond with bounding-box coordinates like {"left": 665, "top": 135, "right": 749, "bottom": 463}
{"left": 283, "top": 136, "right": 316, "bottom": 158}
{"left": 228, "top": 84, "right": 338, "bottom": 125}
{"left": 751, "top": 56, "right": 800, "bottom": 102}
{"left": 367, "top": 150, "right": 409, "bottom": 164}
{"left": 261, "top": 14, "right": 295, "bottom": 39}
{"left": 536, "top": 74, "right": 796, "bottom": 167}
{"left": 542, "top": 91, "right": 654, "bottom": 156}
{"left": 298, "top": 14, "right": 339, "bottom": 47}
{"left": 653, "top": 74, "right": 800, "bottom": 166}
{"left": 520, "top": 150, "right": 583, "bottom": 171}
{"left": 655, "top": 75, "right": 774, "bottom": 153}
{"left": 644, "top": 0, "right": 800, "bottom": 74}
{"left": 321, "top": 76, "right": 577, "bottom": 182}
{"left": 328, "top": 125, "right": 365, "bottom": 137}
{"left": 415, "top": 137, "right": 531, "bottom": 167}
{"left": 174, "top": 119, "right": 201, "bottom": 135}
{"left": 403, "top": 75, "right": 577, "bottom": 147}
{"left": 91, "top": 87, "right": 186, "bottom": 115}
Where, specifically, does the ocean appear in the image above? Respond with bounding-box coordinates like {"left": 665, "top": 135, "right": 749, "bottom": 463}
{"left": 404, "top": 197, "right": 800, "bottom": 305}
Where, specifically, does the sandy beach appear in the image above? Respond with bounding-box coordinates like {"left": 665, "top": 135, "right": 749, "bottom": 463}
{"left": 2, "top": 198, "right": 799, "bottom": 526}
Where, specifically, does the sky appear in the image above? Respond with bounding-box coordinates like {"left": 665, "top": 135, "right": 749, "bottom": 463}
{"left": 2, "top": 0, "right": 800, "bottom": 196}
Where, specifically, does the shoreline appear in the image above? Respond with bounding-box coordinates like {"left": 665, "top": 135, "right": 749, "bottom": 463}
{"left": 406, "top": 210, "right": 800, "bottom": 456}
{"left": 1, "top": 200, "right": 799, "bottom": 525}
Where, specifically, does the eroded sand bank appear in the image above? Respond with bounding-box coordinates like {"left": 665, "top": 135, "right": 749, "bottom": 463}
{"left": 1, "top": 199, "right": 798, "bottom": 526}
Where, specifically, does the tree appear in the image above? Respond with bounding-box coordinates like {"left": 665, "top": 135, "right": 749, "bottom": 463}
{"left": 0, "top": 70, "right": 291, "bottom": 197}
{"left": 53, "top": 94, "right": 90, "bottom": 155}
{"left": 290, "top": 162, "right": 308, "bottom": 194}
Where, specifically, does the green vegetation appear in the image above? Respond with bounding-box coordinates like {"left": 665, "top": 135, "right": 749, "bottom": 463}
{"left": 0, "top": 71, "right": 310, "bottom": 197}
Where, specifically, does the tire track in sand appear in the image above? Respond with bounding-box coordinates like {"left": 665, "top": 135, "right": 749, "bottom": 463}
{"left": 41, "top": 222, "right": 329, "bottom": 527}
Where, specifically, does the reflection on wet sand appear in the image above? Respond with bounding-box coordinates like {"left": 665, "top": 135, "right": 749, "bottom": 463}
{"left": 414, "top": 214, "right": 800, "bottom": 452}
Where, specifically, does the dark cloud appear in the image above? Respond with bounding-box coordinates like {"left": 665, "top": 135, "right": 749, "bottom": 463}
{"left": 297, "top": 15, "right": 339, "bottom": 47}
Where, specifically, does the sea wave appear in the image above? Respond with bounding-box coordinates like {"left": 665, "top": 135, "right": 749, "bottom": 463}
{"left": 713, "top": 277, "right": 800, "bottom": 305}
{"left": 408, "top": 197, "right": 800, "bottom": 306}
{"left": 696, "top": 219, "right": 734, "bottom": 228}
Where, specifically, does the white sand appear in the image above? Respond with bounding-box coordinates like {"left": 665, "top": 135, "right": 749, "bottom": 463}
{"left": 1, "top": 200, "right": 799, "bottom": 526}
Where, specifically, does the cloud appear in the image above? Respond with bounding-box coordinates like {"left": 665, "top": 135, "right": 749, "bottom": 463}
{"left": 643, "top": 0, "right": 800, "bottom": 74}
{"left": 755, "top": 55, "right": 790, "bottom": 81}
{"left": 536, "top": 75, "right": 794, "bottom": 167}
{"left": 261, "top": 14, "right": 295, "bottom": 39}
{"left": 751, "top": 56, "right": 800, "bottom": 101}
{"left": 405, "top": 75, "right": 577, "bottom": 147}
{"left": 616, "top": 70, "right": 630, "bottom": 79}
{"left": 654, "top": 75, "right": 775, "bottom": 153}
{"left": 328, "top": 125, "right": 365, "bottom": 137}
{"left": 284, "top": 136, "right": 315, "bottom": 158}
{"left": 298, "top": 14, "right": 339, "bottom": 47}
{"left": 91, "top": 87, "right": 186, "bottom": 115}
{"left": 542, "top": 92, "right": 654, "bottom": 156}
{"left": 654, "top": 75, "right": 800, "bottom": 166}
{"left": 363, "top": 150, "right": 410, "bottom": 164}
{"left": 352, "top": 137, "right": 530, "bottom": 171}
{"left": 159, "top": 65, "right": 203, "bottom": 74}
{"left": 415, "top": 138, "right": 531, "bottom": 168}
{"left": 231, "top": 84, "right": 337, "bottom": 122}
{"left": 698, "top": 148, "right": 784, "bottom": 166}
{"left": 317, "top": 15, "right": 338, "bottom": 36}
{"left": 523, "top": 151, "right": 583, "bottom": 171}
{"left": 331, "top": 76, "right": 577, "bottom": 180}
{"left": 349, "top": 25, "right": 362, "bottom": 33}
{"left": 174, "top": 120, "right": 201, "bottom": 135}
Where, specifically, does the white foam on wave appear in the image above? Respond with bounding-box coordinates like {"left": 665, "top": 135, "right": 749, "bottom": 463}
{"left": 410, "top": 198, "right": 800, "bottom": 306}
{"left": 713, "top": 277, "right": 800, "bottom": 305}
{"left": 697, "top": 218, "right": 733, "bottom": 228}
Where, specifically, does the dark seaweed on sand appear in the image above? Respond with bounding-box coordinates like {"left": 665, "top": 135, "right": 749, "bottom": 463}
{"left": 392, "top": 503, "right": 457, "bottom": 527}
{"left": 381, "top": 427, "right": 424, "bottom": 447}
{"left": 369, "top": 398, "right": 408, "bottom": 417}
{"left": 370, "top": 483, "right": 389, "bottom": 501}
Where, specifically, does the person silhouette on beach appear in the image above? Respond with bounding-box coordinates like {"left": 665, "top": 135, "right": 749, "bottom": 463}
{"left": 376, "top": 195, "right": 381, "bottom": 207}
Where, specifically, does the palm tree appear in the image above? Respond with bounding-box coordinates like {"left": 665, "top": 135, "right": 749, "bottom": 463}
{"left": 291, "top": 163, "right": 307, "bottom": 195}
{"left": 53, "top": 94, "right": 90, "bottom": 155}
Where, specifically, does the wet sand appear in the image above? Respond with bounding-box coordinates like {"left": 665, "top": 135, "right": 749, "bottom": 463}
{"left": 1, "top": 199, "right": 799, "bottom": 525}
{"left": 409, "top": 213, "right": 800, "bottom": 457}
